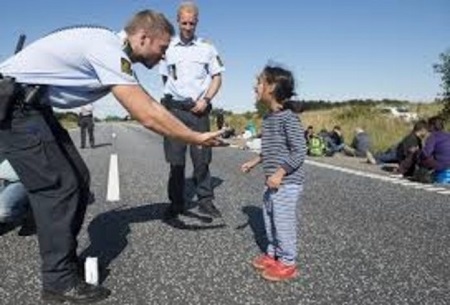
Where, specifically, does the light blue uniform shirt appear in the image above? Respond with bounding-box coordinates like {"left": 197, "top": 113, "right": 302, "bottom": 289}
{"left": 0, "top": 159, "right": 20, "bottom": 182}
{"left": 159, "top": 36, "right": 225, "bottom": 101}
{"left": 0, "top": 27, "right": 137, "bottom": 109}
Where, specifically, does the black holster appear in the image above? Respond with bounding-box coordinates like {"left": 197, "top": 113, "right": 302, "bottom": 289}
{"left": 0, "top": 75, "right": 46, "bottom": 126}
{"left": 161, "top": 94, "right": 212, "bottom": 113}
{"left": 0, "top": 75, "right": 20, "bottom": 123}
{"left": 161, "top": 94, "right": 196, "bottom": 111}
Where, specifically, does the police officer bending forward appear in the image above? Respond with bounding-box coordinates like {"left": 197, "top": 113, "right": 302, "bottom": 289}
{"left": 0, "top": 10, "right": 223, "bottom": 304}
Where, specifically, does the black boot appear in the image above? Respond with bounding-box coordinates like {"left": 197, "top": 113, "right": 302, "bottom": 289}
{"left": 17, "top": 210, "right": 37, "bottom": 237}
{"left": 41, "top": 280, "right": 110, "bottom": 304}
{"left": 198, "top": 199, "right": 222, "bottom": 218}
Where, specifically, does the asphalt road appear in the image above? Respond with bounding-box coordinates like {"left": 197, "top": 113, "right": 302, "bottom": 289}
{"left": 1, "top": 123, "right": 449, "bottom": 305}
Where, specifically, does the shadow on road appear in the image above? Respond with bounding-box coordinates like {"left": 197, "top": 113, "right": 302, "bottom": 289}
{"left": 80, "top": 201, "right": 226, "bottom": 284}
{"left": 79, "top": 203, "right": 167, "bottom": 283}
{"left": 91, "top": 142, "right": 112, "bottom": 149}
{"left": 236, "top": 205, "right": 268, "bottom": 253}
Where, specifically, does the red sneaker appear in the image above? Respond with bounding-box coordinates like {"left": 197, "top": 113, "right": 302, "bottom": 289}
{"left": 261, "top": 261, "right": 298, "bottom": 281}
{"left": 251, "top": 254, "right": 277, "bottom": 270}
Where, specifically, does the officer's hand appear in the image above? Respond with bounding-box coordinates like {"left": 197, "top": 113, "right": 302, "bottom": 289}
{"left": 191, "top": 99, "right": 208, "bottom": 114}
{"left": 195, "top": 130, "right": 229, "bottom": 147}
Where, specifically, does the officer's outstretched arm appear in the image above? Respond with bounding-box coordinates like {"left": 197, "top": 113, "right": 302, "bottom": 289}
{"left": 111, "top": 84, "right": 223, "bottom": 146}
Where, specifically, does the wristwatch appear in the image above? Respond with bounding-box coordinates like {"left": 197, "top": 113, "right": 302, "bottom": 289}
{"left": 203, "top": 96, "right": 212, "bottom": 104}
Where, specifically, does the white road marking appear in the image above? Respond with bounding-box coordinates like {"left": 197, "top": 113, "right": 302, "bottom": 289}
{"left": 305, "top": 160, "right": 450, "bottom": 196}
{"left": 106, "top": 154, "right": 120, "bottom": 201}
{"left": 397, "top": 181, "right": 422, "bottom": 187}
{"left": 423, "top": 187, "right": 448, "bottom": 192}
{"left": 411, "top": 184, "right": 430, "bottom": 189}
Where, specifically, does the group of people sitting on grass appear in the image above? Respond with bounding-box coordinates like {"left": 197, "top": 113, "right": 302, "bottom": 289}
{"left": 304, "top": 116, "right": 450, "bottom": 184}
{"left": 370, "top": 116, "right": 450, "bottom": 183}
{"left": 304, "top": 125, "right": 373, "bottom": 159}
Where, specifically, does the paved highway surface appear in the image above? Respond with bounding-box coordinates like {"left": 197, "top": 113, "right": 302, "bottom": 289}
{"left": 1, "top": 123, "right": 449, "bottom": 305}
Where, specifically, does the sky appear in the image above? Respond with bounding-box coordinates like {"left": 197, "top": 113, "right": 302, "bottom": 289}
{"left": 1, "top": 0, "right": 449, "bottom": 118}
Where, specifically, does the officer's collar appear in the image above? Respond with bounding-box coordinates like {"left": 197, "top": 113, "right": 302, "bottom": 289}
{"left": 117, "top": 30, "right": 133, "bottom": 58}
{"left": 174, "top": 35, "right": 199, "bottom": 46}
{"left": 117, "top": 30, "right": 127, "bottom": 44}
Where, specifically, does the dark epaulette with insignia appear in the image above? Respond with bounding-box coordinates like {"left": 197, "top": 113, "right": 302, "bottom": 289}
{"left": 45, "top": 25, "right": 113, "bottom": 38}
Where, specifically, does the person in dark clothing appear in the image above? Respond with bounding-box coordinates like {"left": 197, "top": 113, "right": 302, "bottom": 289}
{"left": 0, "top": 157, "right": 36, "bottom": 236}
{"left": 216, "top": 110, "right": 224, "bottom": 131}
{"left": 419, "top": 116, "right": 450, "bottom": 171}
{"left": 352, "top": 129, "right": 370, "bottom": 157}
{"left": 0, "top": 10, "right": 224, "bottom": 303}
{"left": 328, "top": 125, "right": 345, "bottom": 154}
{"left": 304, "top": 125, "right": 314, "bottom": 145}
{"left": 316, "top": 128, "right": 335, "bottom": 156}
{"left": 343, "top": 127, "right": 377, "bottom": 163}
{"left": 395, "top": 120, "right": 428, "bottom": 176}
{"left": 372, "top": 120, "right": 428, "bottom": 165}
{"left": 330, "top": 126, "right": 344, "bottom": 146}
{"left": 221, "top": 122, "right": 235, "bottom": 139}
{"left": 407, "top": 117, "right": 450, "bottom": 183}
{"left": 374, "top": 146, "right": 398, "bottom": 164}
{"left": 79, "top": 104, "right": 95, "bottom": 149}
{"left": 344, "top": 128, "right": 371, "bottom": 157}
{"left": 159, "top": 2, "right": 225, "bottom": 219}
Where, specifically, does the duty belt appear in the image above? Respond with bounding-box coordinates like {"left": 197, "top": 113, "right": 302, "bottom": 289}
{"left": 0, "top": 75, "right": 47, "bottom": 124}
{"left": 161, "top": 95, "right": 196, "bottom": 111}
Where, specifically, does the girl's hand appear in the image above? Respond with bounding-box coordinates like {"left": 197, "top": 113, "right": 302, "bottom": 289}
{"left": 266, "top": 171, "right": 284, "bottom": 189}
{"left": 241, "top": 162, "right": 254, "bottom": 173}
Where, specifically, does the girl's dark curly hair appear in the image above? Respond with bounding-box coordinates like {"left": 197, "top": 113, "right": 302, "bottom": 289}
{"left": 262, "top": 65, "right": 303, "bottom": 113}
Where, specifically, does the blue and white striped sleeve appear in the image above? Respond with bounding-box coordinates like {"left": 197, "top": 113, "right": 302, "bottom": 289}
{"left": 280, "top": 112, "right": 306, "bottom": 174}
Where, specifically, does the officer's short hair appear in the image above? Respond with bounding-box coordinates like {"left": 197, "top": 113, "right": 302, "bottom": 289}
{"left": 125, "top": 10, "right": 174, "bottom": 37}
{"left": 178, "top": 1, "right": 199, "bottom": 19}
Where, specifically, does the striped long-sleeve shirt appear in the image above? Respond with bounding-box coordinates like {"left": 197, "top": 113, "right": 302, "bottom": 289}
{"left": 261, "top": 109, "right": 306, "bottom": 185}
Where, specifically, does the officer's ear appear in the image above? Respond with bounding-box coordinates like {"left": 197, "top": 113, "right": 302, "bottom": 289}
{"left": 136, "top": 29, "right": 151, "bottom": 46}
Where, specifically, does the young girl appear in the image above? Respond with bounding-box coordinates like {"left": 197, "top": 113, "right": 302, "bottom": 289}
{"left": 241, "top": 65, "right": 306, "bottom": 281}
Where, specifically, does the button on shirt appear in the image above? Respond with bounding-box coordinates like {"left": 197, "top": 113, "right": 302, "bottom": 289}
{"left": 0, "top": 27, "right": 137, "bottom": 109}
{"left": 159, "top": 36, "right": 225, "bottom": 101}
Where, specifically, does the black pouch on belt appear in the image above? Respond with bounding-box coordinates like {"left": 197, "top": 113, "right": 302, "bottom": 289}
{"left": 0, "top": 75, "right": 20, "bottom": 123}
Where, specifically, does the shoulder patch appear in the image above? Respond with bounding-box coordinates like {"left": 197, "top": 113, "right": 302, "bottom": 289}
{"left": 216, "top": 56, "right": 224, "bottom": 67}
{"left": 120, "top": 57, "right": 133, "bottom": 76}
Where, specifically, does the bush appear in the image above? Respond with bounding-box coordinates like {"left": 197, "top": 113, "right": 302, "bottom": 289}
{"left": 336, "top": 105, "right": 376, "bottom": 121}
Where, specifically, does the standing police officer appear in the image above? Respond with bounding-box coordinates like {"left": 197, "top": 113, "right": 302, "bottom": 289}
{"left": 0, "top": 10, "right": 223, "bottom": 304}
{"left": 79, "top": 103, "right": 95, "bottom": 149}
{"left": 159, "top": 1, "right": 225, "bottom": 219}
